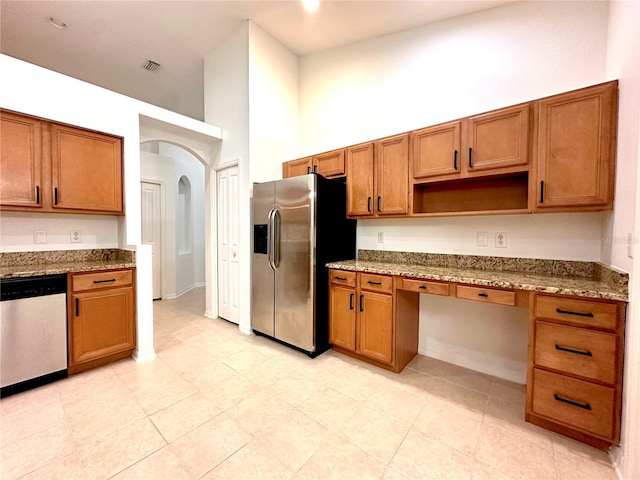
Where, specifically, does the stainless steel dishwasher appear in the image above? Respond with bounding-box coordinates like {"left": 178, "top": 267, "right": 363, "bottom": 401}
{"left": 1, "top": 274, "right": 68, "bottom": 397}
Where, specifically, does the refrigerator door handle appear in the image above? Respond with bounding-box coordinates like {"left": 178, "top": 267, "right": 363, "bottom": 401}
{"left": 272, "top": 208, "right": 281, "bottom": 269}
{"left": 267, "top": 209, "right": 276, "bottom": 271}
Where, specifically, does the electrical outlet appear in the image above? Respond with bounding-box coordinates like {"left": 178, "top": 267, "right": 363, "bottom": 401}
{"left": 377, "top": 232, "right": 385, "bottom": 244}
{"left": 476, "top": 232, "right": 488, "bottom": 247}
{"left": 495, "top": 232, "right": 507, "bottom": 248}
{"left": 33, "top": 230, "right": 47, "bottom": 244}
{"left": 70, "top": 230, "right": 81, "bottom": 243}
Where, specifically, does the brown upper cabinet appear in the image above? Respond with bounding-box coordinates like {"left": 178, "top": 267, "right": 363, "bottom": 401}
{"left": 282, "top": 148, "right": 345, "bottom": 179}
{"left": 0, "top": 109, "right": 124, "bottom": 215}
{"left": 534, "top": 81, "right": 617, "bottom": 212}
{"left": 346, "top": 134, "right": 409, "bottom": 217}
{"left": 411, "top": 103, "right": 531, "bottom": 182}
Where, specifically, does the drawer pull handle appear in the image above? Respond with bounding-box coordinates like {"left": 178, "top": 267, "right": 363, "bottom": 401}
{"left": 367, "top": 281, "right": 382, "bottom": 285}
{"left": 349, "top": 293, "right": 354, "bottom": 310}
{"left": 93, "top": 278, "right": 117, "bottom": 284}
{"left": 555, "top": 344, "right": 593, "bottom": 357}
{"left": 556, "top": 308, "right": 594, "bottom": 318}
{"left": 419, "top": 285, "right": 427, "bottom": 290}
{"left": 334, "top": 276, "right": 347, "bottom": 281}
{"left": 553, "top": 393, "right": 591, "bottom": 411}
{"left": 478, "top": 293, "right": 489, "bottom": 297}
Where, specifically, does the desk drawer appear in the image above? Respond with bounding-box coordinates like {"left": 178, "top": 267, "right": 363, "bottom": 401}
{"left": 456, "top": 285, "right": 515, "bottom": 306}
{"left": 359, "top": 273, "right": 393, "bottom": 294}
{"left": 534, "top": 295, "right": 618, "bottom": 331}
{"left": 535, "top": 321, "right": 617, "bottom": 385}
{"left": 401, "top": 278, "right": 449, "bottom": 296}
{"left": 329, "top": 269, "right": 356, "bottom": 287}
{"left": 532, "top": 368, "right": 615, "bottom": 440}
{"left": 71, "top": 269, "right": 133, "bottom": 292}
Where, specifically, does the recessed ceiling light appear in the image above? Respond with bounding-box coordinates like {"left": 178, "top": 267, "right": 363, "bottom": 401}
{"left": 301, "top": 0, "right": 320, "bottom": 12}
{"left": 47, "top": 17, "right": 67, "bottom": 29}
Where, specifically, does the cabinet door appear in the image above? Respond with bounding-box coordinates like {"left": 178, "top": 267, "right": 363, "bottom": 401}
{"left": 376, "top": 134, "right": 409, "bottom": 216}
{"left": 411, "top": 121, "right": 461, "bottom": 179}
{"left": 314, "top": 149, "right": 345, "bottom": 178}
{"left": 69, "top": 287, "right": 135, "bottom": 365}
{"left": 535, "top": 82, "right": 616, "bottom": 210}
{"left": 329, "top": 285, "right": 356, "bottom": 351}
{"left": 50, "top": 124, "right": 123, "bottom": 213}
{"left": 466, "top": 103, "right": 530, "bottom": 173}
{"left": 283, "top": 157, "right": 312, "bottom": 178}
{"left": 0, "top": 111, "right": 42, "bottom": 208}
{"left": 346, "top": 142, "right": 375, "bottom": 217}
{"left": 357, "top": 291, "right": 393, "bottom": 364}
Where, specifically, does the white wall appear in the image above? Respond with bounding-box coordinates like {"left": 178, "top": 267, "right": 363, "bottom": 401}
{"left": 0, "top": 54, "right": 221, "bottom": 363}
{"left": 604, "top": 1, "right": 640, "bottom": 478}
{"left": 297, "top": 1, "right": 611, "bottom": 382}
{"left": 248, "top": 22, "right": 299, "bottom": 182}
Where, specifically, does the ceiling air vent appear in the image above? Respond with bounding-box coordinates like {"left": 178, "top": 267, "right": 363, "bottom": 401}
{"left": 142, "top": 60, "right": 161, "bottom": 72}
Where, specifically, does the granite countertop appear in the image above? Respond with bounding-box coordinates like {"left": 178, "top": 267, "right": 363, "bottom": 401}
{"left": 0, "top": 249, "right": 136, "bottom": 279}
{"left": 327, "top": 251, "right": 628, "bottom": 302}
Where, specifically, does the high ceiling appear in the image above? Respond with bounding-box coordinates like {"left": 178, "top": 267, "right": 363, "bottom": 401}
{"left": 1, "top": 0, "right": 513, "bottom": 120}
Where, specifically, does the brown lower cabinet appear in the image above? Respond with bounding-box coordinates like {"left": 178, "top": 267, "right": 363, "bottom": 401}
{"left": 68, "top": 268, "right": 136, "bottom": 374}
{"left": 526, "top": 293, "right": 625, "bottom": 449}
{"left": 328, "top": 270, "right": 418, "bottom": 373}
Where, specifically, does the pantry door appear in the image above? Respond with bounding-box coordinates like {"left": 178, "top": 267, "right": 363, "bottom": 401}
{"left": 141, "top": 181, "right": 162, "bottom": 300}
{"left": 217, "top": 166, "right": 239, "bottom": 323}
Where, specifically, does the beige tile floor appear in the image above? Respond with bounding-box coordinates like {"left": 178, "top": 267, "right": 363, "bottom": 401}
{"left": 0, "top": 287, "right": 619, "bottom": 480}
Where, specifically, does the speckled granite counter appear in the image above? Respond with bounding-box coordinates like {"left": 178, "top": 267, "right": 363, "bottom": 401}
{"left": 0, "top": 249, "right": 136, "bottom": 279}
{"left": 327, "top": 251, "right": 628, "bottom": 302}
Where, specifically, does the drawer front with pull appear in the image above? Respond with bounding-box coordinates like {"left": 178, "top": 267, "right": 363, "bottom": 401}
{"left": 532, "top": 368, "right": 615, "bottom": 439}
{"left": 71, "top": 269, "right": 133, "bottom": 292}
{"left": 534, "top": 321, "right": 617, "bottom": 384}
{"left": 401, "top": 278, "right": 449, "bottom": 296}
{"left": 359, "top": 273, "right": 393, "bottom": 294}
{"left": 329, "top": 269, "right": 356, "bottom": 287}
{"left": 456, "top": 285, "right": 515, "bottom": 306}
{"left": 534, "top": 295, "right": 618, "bottom": 330}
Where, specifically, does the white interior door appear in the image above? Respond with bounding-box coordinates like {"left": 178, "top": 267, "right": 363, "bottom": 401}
{"left": 141, "top": 181, "right": 162, "bottom": 300}
{"left": 217, "top": 166, "right": 239, "bottom": 323}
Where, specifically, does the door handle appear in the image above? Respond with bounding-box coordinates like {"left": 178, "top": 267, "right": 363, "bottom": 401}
{"left": 468, "top": 147, "right": 473, "bottom": 168}
{"left": 359, "top": 294, "right": 364, "bottom": 312}
{"left": 267, "top": 209, "right": 276, "bottom": 271}
{"left": 272, "top": 209, "right": 281, "bottom": 269}
{"left": 453, "top": 150, "right": 458, "bottom": 170}
{"left": 349, "top": 293, "right": 354, "bottom": 310}
{"left": 75, "top": 298, "right": 79, "bottom": 316}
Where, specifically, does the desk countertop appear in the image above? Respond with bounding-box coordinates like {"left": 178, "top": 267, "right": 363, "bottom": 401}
{"left": 326, "top": 259, "right": 628, "bottom": 302}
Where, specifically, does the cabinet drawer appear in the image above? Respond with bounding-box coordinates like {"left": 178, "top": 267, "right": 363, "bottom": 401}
{"left": 359, "top": 273, "right": 393, "bottom": 294}
{"left": 532, "top": 368, "right": 615, "bottom": 440}
{"left": 401, "top": 278, "right": 449, "bottom": 296}
{"left": 534, "top": 295, "right": 618, "bottom": 330}
{"left": 456, "top": 285, "right": 515, "bottom": 306}
{"left": 71, "top": 269, "right": 133, "bottom": 292}
{"left": 535, "top": 321, "right": 617, "bottom": 384}
{"left": 329, "top": 269, "right": 356, "bottom": 287}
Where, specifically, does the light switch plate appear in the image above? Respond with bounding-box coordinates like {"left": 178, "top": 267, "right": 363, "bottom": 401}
{"left": 476, "top": 232, "right": 488, "bottom": 247}
{"left": 377, "top": 232, "right": 385, "bottom": 243}
{"left": 33, "top": 230, "right": 47, "bottom": 244}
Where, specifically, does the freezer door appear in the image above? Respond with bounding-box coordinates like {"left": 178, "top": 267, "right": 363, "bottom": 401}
{"left": 274, "top": 175, "right": 316, "bottom": 351}
{"left": 251, "top": 181, "right": 275, "bottom": 336}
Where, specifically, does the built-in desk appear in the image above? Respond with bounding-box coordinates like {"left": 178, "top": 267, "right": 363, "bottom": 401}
{"left": 327, "top": 253, "right": 628, "bottom": 450}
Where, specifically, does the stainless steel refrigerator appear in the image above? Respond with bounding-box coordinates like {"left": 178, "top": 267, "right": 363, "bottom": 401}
{"left": 252, "top": 174, "right": 356, "bottom": 356}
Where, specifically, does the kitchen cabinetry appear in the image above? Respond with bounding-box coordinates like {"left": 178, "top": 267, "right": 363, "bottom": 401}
{"left": 282, "top": 148, "right": 345, "bottom": 179}
{"left": 329, "top": 269, "right": 418, "bottom": 372}
{"left": 0, "top": 109, "right": 124, "bottom": 215}
{"left": 527, "top": 293, "right": 625, "bottom": 448}
{"left": 0, "top": 110, "right": 42, "bottom": 208}
{"left": 346, "top": 134, "right": 409, "bottom": 218}
{"left": 411, "top": 104, "right": 530, "bottom": 181}
{"left": 534, "top": 81, "right": 617, "bottom": 211}
{"left": 410, "top": 104, "right": 531, "bottom": 215}
{"left": 68, "top": 268, "right": 136, "bottom": 374}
